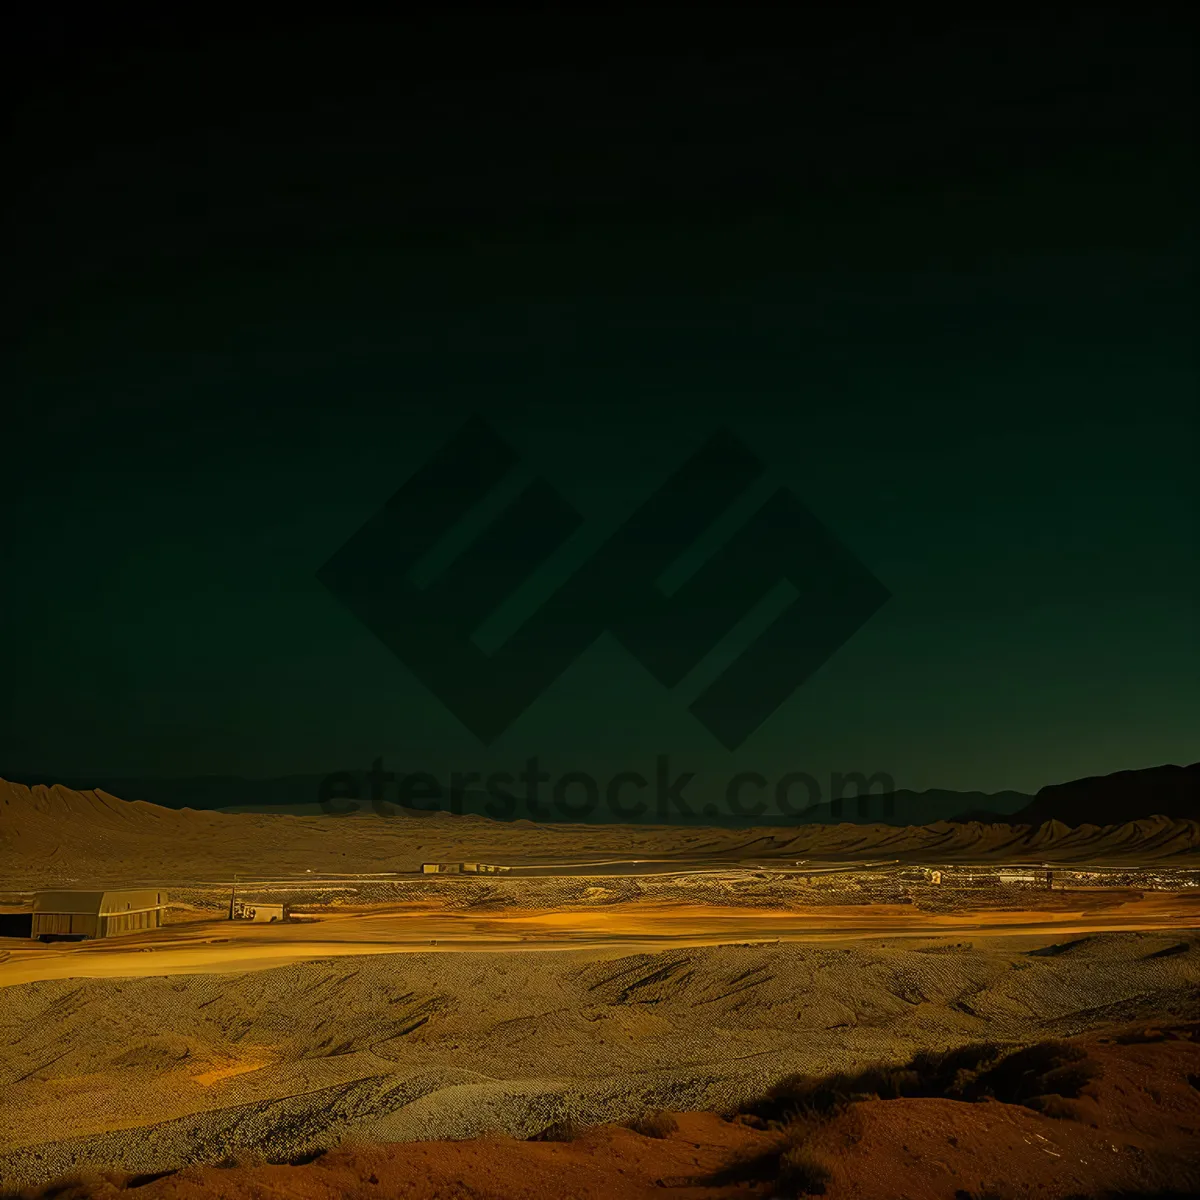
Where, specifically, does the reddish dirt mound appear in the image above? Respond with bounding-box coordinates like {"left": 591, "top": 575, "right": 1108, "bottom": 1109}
{"left": 19, "top": 1027, "right": 1200, "bottom": 1199}
{"left": 12, "top": 1113, "right": 773, "bottom": 1199}
{"left": 799, "top": 1036, "right": 1200, "bottom": 1198}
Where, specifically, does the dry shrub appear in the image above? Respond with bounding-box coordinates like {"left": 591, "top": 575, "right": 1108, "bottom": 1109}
{"left": 970, "top": 1041, "right": 1100, "bottom": 1105}
{"left": 530, "top": 1117, "right": 584, "bottom": 1142}
{"left": 283, "top": 1146, "right": 329, "bottom": 1166}
{"left": 745, "top": 1065, "right": 921, "bottom": 1124}
{"left": 629, "top": 1109, "right": 678, "bottom": 1139}
{"left": 730, "top": 1112, "right": 769, "bottom": 1130}
{"left": 1114, "top": 1021, "right": 1200, "bottom": 1045}
{"left": 215, "top": 1150, "right": 268, "bottom": 1169}
{"left": 18, "top": 1170, "right": 126, "bottom": 1200}
{"left": 735, "top": 1037, "right": 1102, "bottom": 1127}
{"left": 775, "top": 1144, "right": 831, "bottom": 1196}
{"left": 1025, "top": 1094, "right": 1084, "bottom": 1120}
{"left": 701, "top": 1144, "right": 790, "bottom": 1187}
{"left": 702, "top": 1124, "right": 828, "bottom": 1193}
{"left": 1115, "top": 1027, "right": 1168, "bottom": 1044}
{"left": 909, "top": 1042, "right": 1003, "bottom": 1095}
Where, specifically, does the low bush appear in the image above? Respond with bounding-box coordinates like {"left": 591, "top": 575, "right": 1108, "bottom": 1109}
{"left": 969, "top": 1041, "right": 1099, "bottom": 1104}
{"left": 736, "top": 1038, "right": 1101, "bottom": 1126}
{"left": 775, "top": 1144, "right": 831, "bottom": 1196}
{"left": 1024, "top": 1094, "right": 1084, "bottom": 1120}
{"left": 530, "top": 1118, "right": 584, "bottom": 1142}
{"left": 629, "top": 1110, "right": 677, "bottom": 1139}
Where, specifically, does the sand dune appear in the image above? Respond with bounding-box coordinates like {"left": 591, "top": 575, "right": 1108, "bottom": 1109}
{"left": 1, "top": 779, "right": 1197, "bottom": 889}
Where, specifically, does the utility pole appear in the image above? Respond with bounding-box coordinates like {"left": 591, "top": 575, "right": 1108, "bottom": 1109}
{"left": 228, "top": 874, "right": 238, "bottom": 920}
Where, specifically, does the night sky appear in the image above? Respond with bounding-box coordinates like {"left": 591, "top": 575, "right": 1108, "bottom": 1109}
{"left": 2, "top": 11, "right": 1196, "bottom": 805}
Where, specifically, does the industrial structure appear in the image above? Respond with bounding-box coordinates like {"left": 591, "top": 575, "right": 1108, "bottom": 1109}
{"left": 911, "top": 866, "right": 1053, "bottom": 889}
{"left": 422, "top": 862, "right": 511, "bottom": 875}
{"left": 232, "top": 900, "right": 287, "bottom": 922}
{"left": 31, "top": 890, "right": 167, "bottom": 941}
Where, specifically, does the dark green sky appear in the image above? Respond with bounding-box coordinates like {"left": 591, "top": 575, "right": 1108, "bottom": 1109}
{"left": 2, "top": 12, "right": 1196, "bottom": 799}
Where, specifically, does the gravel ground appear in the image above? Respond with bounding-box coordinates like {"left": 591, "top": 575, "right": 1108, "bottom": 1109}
{"left": 1, "top": 930, "right": 1197, "bottom": 1190}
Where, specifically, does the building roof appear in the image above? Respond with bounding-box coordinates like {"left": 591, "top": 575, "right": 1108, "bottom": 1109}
{"left": 32, "top": 889, "right": 165, "bottom": 915}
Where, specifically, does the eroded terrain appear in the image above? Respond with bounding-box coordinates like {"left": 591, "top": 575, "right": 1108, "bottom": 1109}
{"left": 2, "top": 929, "right": 1198, "bottom": 1189}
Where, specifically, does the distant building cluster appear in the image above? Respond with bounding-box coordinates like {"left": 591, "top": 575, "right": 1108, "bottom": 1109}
{"left": 421, "top": 862, "right": 511, "bottom": 875}
{"left": 898, "top": 867, "right": 1055, "bottom": 889}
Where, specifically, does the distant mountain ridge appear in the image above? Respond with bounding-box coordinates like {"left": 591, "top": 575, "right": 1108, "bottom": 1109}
{"left": 1014, "top": 762, "right": 1199, "bottom": 827}
{"left": 2, "top": 762, "right": 1194, "bottom": 828}
{"left": 0, "top": 773, "right": 1031, "bottom": 828}
{"left": 1, "top": 778, "right": 1196, "bottom": 892}
{"left": 4, "top": 774, "right": 324, "bottom": 814}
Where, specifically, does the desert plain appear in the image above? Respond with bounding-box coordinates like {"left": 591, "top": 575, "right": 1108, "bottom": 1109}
{"left": 1, "top": 778, "right": 1198, "bottom": 1198}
